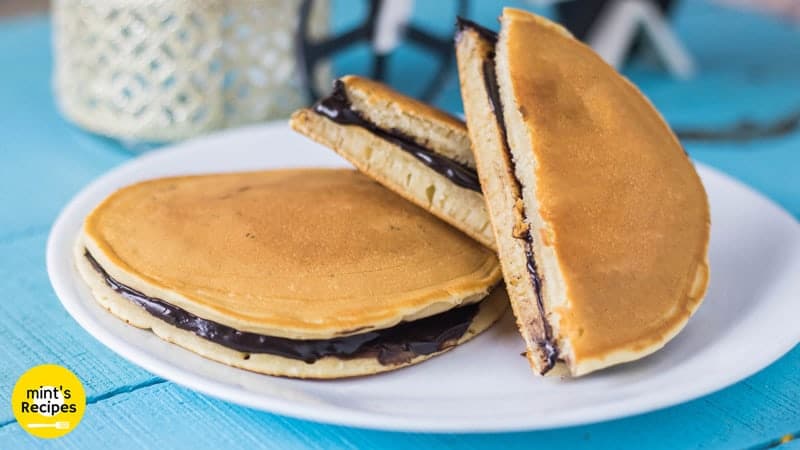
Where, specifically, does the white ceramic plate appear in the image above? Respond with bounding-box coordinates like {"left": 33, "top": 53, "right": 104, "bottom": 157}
{"left": 48, "top": 123, "right": 800, "bottom": 433}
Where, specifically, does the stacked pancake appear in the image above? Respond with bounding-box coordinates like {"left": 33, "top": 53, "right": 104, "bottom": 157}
{"left": 78, "top": 9, "right": 709, "bottom": 379}
{"left": 76, "top": 169, "right": 506, "bottom": 378}
{"left": 293, "top": 9, "right": 709, "bottom": 376}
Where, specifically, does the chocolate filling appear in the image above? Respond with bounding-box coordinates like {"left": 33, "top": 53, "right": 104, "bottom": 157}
{"left": 85, "top": 251, "right": 482, "bottom": 366}
{"left": 464, "top": 20, "right": 559, "bottom": 372}
{"left": 313, "top": 80, "right": 482, "bottom": 193}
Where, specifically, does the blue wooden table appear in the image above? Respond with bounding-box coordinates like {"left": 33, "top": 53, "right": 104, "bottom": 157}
{"left": 1, "top": 1, "right": 799, "bottom": 448}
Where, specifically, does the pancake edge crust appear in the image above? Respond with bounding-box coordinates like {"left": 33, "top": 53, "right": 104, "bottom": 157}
{"left": 74, "top": 239, "right": 508, "bottom": 379}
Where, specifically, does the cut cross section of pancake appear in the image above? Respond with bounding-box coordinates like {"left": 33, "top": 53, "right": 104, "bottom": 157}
{"left": 290, "top": 76, "right": 495, "bottom": 250}
{"left": 75, "top": 169, "right": 507, "bottom": 379}
{"left": 456, "top": 11, "right": 710, "bottom": 376}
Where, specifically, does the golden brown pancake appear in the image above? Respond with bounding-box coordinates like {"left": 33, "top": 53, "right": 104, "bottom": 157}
{"left": 456, "top": 10, "right": 710, "bottom": 376}
{"left": 291, "top": 76, "right": 495, "bottom": 250}
{"left": 76, "top": 169, "right": 506, "bottom": 378}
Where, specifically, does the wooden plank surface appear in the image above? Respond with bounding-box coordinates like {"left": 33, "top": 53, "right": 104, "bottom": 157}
{"left": 0, "top": 1, "right": 798, "bottom": 448}
{"left": 1, "top": 347, "right": 798, "bottom": 449}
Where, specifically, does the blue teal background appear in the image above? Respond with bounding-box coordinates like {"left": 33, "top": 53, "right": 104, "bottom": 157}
{"left": 1, "top": 1, "right": 799, "bottom": 448}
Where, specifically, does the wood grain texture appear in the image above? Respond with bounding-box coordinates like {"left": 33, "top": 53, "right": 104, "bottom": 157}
{"left": 0, "top": 348, "right": 798, "bottom": 449}
{"left": 0, "top": 233, "right": 160, "bottom": 426}
{"left": 0, "top": 1, "right": 799, "bottom": 448}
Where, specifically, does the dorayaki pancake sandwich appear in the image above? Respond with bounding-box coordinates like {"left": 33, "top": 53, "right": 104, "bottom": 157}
{"left": 456, "top": 10, "right": 710, "bottom": 376}
{"left": 75, "top": 169, "right": 506, "bottom": 379}
{"left": 290, "top": 76, "right": 495, "bottom": 250}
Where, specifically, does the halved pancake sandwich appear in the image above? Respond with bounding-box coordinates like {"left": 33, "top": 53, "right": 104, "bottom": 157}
{"left": 291, "top": 76, "right": 495, "bottom": 250}
{"left": 456, "top": 10, "right": 710, "bottom": 376}
{"left": 75, "top": 169, "right": 506, "bottom": 379}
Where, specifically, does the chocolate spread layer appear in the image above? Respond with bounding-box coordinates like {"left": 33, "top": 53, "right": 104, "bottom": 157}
{"left": 85, "top": 251, "right": 481, "bottom": 366}
{"left": 313, "top": 80, "right": 482, "bottom": 193}
{"left": 469, "top": 21, "right": 559, "bottom": 372}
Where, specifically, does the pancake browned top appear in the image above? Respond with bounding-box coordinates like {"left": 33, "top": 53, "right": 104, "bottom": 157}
{"left": 81, "top": 169, "right": 501, "bottom": 339}
{"left": 500, "top": 9, "right": 710, "bottom": 369}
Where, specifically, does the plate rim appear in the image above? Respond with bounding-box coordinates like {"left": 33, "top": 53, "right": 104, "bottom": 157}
{"left": 47, "top": 122, "right": 800, "bottom": 433}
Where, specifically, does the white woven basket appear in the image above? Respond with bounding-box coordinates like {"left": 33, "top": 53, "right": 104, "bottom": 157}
{"left": 53, "top": 0, "right": 328, "bottom": 142}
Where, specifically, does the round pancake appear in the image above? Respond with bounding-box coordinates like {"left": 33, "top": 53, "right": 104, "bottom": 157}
{"left": 79, "top": 169, "right": 502, "bottom": 341}
{"left": 74, "top": 244, "right": 508, "bottom": 378}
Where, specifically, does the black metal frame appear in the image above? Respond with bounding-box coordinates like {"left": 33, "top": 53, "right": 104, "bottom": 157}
{"left": 296, "top": 0, "right": 468, "bottom": 102}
